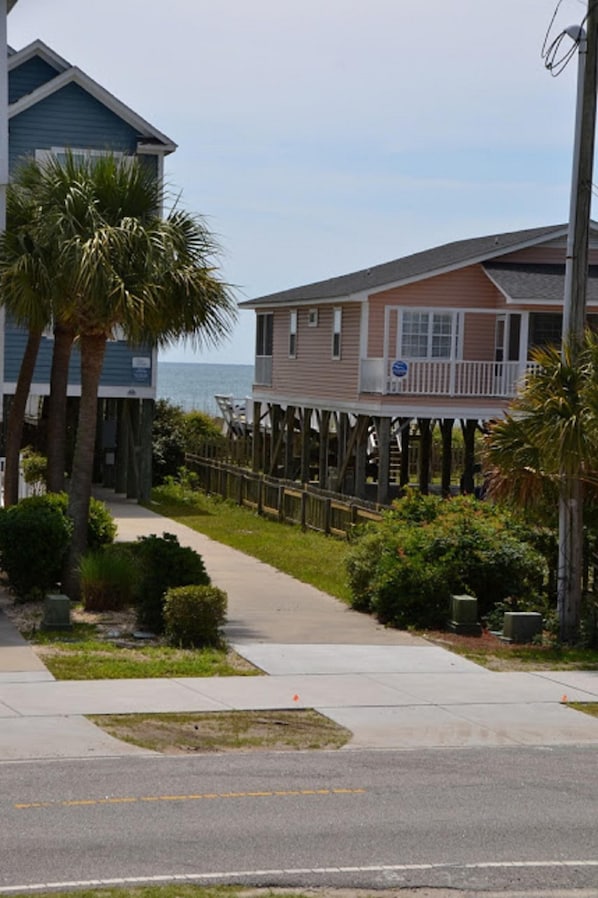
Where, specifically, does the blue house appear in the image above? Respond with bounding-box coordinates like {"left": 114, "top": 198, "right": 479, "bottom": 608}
{"left": 4, "top": 39, "right": 177, "bottom": 496}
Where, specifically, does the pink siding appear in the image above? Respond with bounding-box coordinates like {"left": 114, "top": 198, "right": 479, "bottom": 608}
{"left": 367, "top": 265, "right": 503, "bottom": 357}
{"left": 462, "top": 313, "right": 495, "bottom": 361}
{"left": 270, "top": 303, "right": 362, "bottom": 402}
{"left": 499, "top": 244, "right": 598, "bottom": 264}
{"left": 499, "top": 246, "right": 566, "bottom": 264}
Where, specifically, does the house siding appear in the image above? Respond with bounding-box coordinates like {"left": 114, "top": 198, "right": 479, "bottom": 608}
{"left": 6, "top": 58, "right": 161, "bottom": 395}
{"left": 367, "top": 265, "right": 503, "bottom": 358}
{"left": 4, "top": 325, "right": 154, "bottom": 391}
{"left": 9, "top": 82, "right": 140, "bottom": 170}
{"left": 462, "top": 313, "right": 496, "bottom": 360}
{"left": 9, "top": 56, "right": 59, "bottom": 104}
{"left": 268, "top": 303, "right": 361, "bottom": 402}
{"left": 498, "top": 244, "right": 598, "bottom": 265}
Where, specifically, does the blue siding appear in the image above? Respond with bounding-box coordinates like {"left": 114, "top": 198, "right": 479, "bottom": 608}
{"left": 10, "top": 82, "right": 140, "bottom": 171}
{"left": 5, "top": 53, "right": 164, "bottom": 395}
{"left": 4, "top": 325, "right": 154, "bottom": 389}
{"left": 9, "top": 56, "right": 60, "bottom": 104}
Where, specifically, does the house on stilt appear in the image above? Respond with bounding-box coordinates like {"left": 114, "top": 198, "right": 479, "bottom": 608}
{"left": 3, "top": 39, "right": 176, "bottom": 499}
{"left": 240, "top": 222, "right": 598, "bottom": 504}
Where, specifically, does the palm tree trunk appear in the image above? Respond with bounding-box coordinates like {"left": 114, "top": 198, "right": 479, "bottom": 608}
{"left": 46, "top": 324, "right": 76, "bottom": 493}
{"left": 3, "top": 329, "right": 42, "bottom": 507}
{"left": 558, "top": 476, "right": 583, "bottom": 643}
{"left": 63, "top": 332, "right": 106, "bottom": 600}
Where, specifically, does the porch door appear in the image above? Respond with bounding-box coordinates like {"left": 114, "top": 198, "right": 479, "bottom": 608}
{"left": 494, "top": 316, "right": 506, "bottom": 393}
{"left": 495, "top": 314, "right": 521, "bottom": 394}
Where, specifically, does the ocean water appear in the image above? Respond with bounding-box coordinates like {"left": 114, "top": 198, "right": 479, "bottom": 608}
{"left": 156, "top": 361, "right": 254, "bottom": 417}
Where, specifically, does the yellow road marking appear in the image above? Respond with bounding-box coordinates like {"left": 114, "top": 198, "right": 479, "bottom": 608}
{"left": 14, "top": 787, "right": 365, "bottom": 810}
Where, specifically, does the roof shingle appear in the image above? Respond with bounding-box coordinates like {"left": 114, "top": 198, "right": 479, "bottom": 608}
{"left": 241, "top": 222, "right": 574, "bottom": 308}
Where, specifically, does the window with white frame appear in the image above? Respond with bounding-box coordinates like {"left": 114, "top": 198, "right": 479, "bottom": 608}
{"left": 289, "top": 309, "right": 297, "bottom": 358}
{"left": 400, "top": 311, "right": 455, "bottom": 359}
{"left": 35, "top": 147, "right": 125, "bottom": 167}
{"left": 332, "top": 307, "right": 342, "bottom": 359}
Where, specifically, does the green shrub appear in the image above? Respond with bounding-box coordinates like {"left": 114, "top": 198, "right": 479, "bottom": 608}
{"left": 20, "top": 447, "right": 47, "bottom": 494}
{"left": 152, "top": 399, "right": 187, "bottom": 485}
{"left": 344, "top": 527, "right": 386, "bottom": 612}
{"left": 183, "top": 410, "right": 225, "bottom": 453}
{"left": 163, "top": 584, "right": 227, "bottom": 648}
{"left": 86, "top": 496, "right": 118, "bottom": 548}
{"left": 0, "top": 500, "right": 72, "bottom": 600}
{"left": 23, "top": 492, "right": 116, "bottom": 550}
{"left": 131, "top": 532, "right": 211, "bottom": 633}
{"left": 345, "top": 492, "right": 548, "bottom": 630}
{"left": 79, "top": 545, "right": 139, "bottom": 612}
{"left": 0, "top": 492, "right": 116, "bottom": 601}
{"left": 371, "top": 523, "right": 453, "bottom": 629}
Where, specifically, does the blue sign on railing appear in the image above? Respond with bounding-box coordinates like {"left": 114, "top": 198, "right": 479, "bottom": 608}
{"left": 392, "top": 360, "right": 409, "bottom": 378}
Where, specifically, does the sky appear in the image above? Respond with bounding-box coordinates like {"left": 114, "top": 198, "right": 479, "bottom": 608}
{"left": 6, "top": 0, "right": 593, "bottom": 365}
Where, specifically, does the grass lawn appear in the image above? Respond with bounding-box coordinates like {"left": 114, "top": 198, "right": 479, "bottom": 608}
{"left": 570, "top": 703, "right": 598, "bottom": 718}
{"left": 36, "top": 640, "right": 258, "bottom": 680}
{"left": 148, "top": 482, "right": 353, "bottom": 602}
{"left": 16, "top": 611, "right": 259, "bottom": 681}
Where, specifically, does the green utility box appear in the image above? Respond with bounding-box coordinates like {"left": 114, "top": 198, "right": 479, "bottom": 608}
{"left": 447, "top": 594, "right": 482, "bottom": 636}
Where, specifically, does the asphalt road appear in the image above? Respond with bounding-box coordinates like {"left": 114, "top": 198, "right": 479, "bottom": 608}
{"left": 1, "top": 746, "right": 597, "bottom": 895}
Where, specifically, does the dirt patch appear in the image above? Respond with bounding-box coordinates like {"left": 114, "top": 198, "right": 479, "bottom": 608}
{"left": 90, "top": 709, "right": 352, "bottom": 753}
{"left": 422, "top": 628, "right": 567, "bottom": 671}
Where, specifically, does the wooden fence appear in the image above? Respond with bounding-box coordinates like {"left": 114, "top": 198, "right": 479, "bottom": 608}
{"left": 184, "top": 455, "right": 384, "bottom": 537}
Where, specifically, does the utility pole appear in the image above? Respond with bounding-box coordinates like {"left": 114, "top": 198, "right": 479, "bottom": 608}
{"left": 558, "top": 1, "right": 598, "bottom": 642}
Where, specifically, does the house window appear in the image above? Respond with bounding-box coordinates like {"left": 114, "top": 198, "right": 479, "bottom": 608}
{"left": 308, "top": 308, "right": 318, "bottom": 327}
{"left": 256, "top": 312, "right": 273, "bottom": 357}
{"left": 332, "top": 308, "right": 342, "bottom": 359}
{"left": 35, "top": 147, "right": 124, "bottom": 167}
{"left": 400, "top": 311, "right": 454, "bottom": 359}
{"left": 289, "top": 310, "right": 297, "bottom": 358}
{"left": 529, "top": 313, "right": 598, "bottom": 356}
{"left": 528, "top": 312, "right": 562, "bottom": 353}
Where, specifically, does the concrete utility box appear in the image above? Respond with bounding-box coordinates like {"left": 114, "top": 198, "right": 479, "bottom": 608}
{"left": 42, "top": 593, "right": 72, "bottom": 631}
{"left": 502, "top": 612, "right": 543, "bottom": 644}
{"left": 447, "top": 594, "right": 482, "bottom": 636}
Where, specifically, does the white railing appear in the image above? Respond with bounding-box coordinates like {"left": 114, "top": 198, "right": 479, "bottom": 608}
{"left": 360, "top": 359, "right": 532, "bottom": 398}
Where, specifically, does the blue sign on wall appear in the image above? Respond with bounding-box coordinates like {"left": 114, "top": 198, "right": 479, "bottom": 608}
{"left": 132, "top": 356, "right": 151, "bottom": 384}
{"left": 392, "top": 359, "right": 409, "bottom": 378}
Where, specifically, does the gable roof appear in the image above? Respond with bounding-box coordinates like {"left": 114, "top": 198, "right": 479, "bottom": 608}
{"left": 8, "top": 40, "right": 177, "bottom": 155}
{"left": 8, "top": 39, "right": 70, "bottom": 74}
{"left": 241, "top": 222, "right": 588, "bottom": 308}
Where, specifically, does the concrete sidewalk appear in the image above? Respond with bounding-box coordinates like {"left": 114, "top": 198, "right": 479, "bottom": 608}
{"left": 1, "top": 490, "right": 598, "bottom": 760}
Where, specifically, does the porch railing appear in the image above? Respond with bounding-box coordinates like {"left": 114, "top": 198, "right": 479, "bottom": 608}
{"left": 360, "top": 359, "right": 532, "bottom": 398}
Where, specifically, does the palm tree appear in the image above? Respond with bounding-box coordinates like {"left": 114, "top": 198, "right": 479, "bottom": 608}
{"left": 0, "top": 153, "right": 236, "bottom": 596}
{"left": 0, "top": 157, "right": 102, "bottom": 502}
{"left": 14, "top": 153, "right": 161, "bottom": 494}
{"left": 484, "top": 336, "right": 598, "bottom": 641}
{"left": 0, "top": 172, "right": 63, "bottom": 505}
{"left": 49, "top": 155, "right": 237, "bottom": 598}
